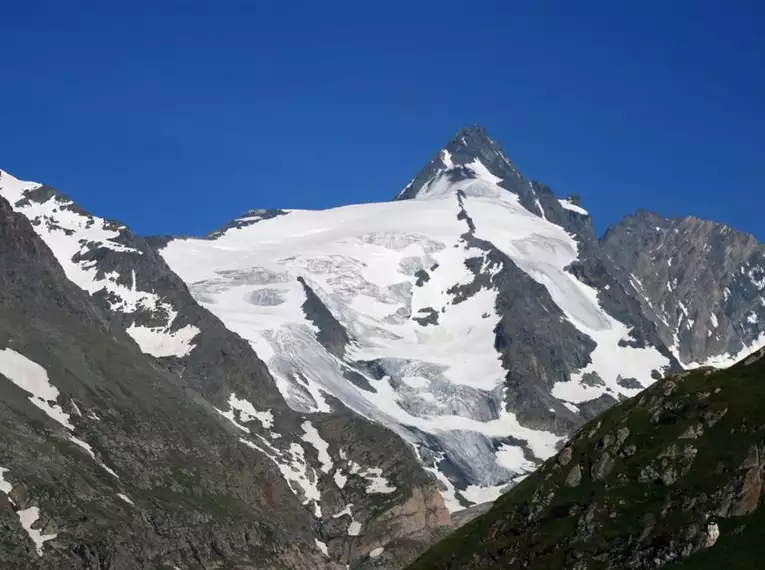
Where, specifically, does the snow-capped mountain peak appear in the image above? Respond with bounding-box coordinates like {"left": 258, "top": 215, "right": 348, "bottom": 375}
{"left": 396, "top": 125, "right": 524, "bottom": 202}
{"left": 157, "top": 128, "right": 681, "bottom": 511}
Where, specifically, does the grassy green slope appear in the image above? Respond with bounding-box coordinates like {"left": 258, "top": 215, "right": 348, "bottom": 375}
{"left": 408, "top": 349, "right": 765, "bottom": 569}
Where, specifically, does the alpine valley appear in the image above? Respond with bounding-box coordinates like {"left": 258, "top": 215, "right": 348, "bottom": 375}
{"left": 0, "top": 126, "right": 763, "bottom": 569}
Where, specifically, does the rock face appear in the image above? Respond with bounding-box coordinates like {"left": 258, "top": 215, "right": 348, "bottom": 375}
{"left": 600, "top": 211, "right": 765, "bottom": 366}
{"left": 407, "top": 354, "right": 765, "bottom": 570}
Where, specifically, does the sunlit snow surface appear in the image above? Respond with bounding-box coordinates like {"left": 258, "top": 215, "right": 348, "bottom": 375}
{"left": 162, "top": 160, "right": 671, "bottom": 510}
{"left": 558, "top": 198, "right": 589, "bottom": 216}
{"left": 0, "top": 170, "right": 199, "bottom": 358}
{"left": 0, "top": 348, "right": 74, "bottom": 430}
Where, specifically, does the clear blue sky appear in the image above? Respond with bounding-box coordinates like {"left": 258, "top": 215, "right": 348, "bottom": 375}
{"left": 1, "top": 1, "right": 763, "bottom": 239}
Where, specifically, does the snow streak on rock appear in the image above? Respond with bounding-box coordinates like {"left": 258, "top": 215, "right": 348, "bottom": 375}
{"left": 18, "top": 506, "right": 58, "bottom": 556}
{"left": 0, "top": 347, "right": 119, "bottom": 477}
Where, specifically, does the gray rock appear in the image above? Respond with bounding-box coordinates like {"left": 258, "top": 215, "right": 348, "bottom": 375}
{"left": 581, "top": 372, "right": 605, "bottom": 387}
{"left": 565, "top": 464, "right": 582, "bottom": 487}
{"left": 617, "top": 376, "right": 642, "bottom": 390}
{"left": 591, "top": 451, "right": 615, "bottom": 481}
{"left": 557, "top": 447, "right": 573, "bottom": 467}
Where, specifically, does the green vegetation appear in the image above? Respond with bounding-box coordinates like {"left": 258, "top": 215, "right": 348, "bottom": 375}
{"left": 408, "top": 351, "right": 765, "bottom": 569}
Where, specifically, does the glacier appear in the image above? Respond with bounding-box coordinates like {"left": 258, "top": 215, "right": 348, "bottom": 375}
{"left": 160, "top": 153, "right": 671, "bottom": 511}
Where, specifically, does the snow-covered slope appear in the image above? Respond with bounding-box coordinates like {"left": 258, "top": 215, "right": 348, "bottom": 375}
{"left": 161, "top": 131, "right": 673, "bottom": 510}
{"left": 0, "top": 170, "right": 200, "bottom": 358}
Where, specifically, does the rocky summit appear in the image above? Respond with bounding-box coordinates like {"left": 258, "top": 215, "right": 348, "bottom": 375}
{"left": 407, "top": 348, "right": 765, "bottom": 570}
{"left": 0, "top": 126, "right": 763, "bottom": 569}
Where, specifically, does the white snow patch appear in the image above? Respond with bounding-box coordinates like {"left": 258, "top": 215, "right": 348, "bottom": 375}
{"left": 215, "top": 407, "right": 250, "bottom": 432}
{"left": 348, "top": 521, "right": 362, "bottom": 536}
{"left": 331, "top": 504, "right": 362, "bottom": 535}
{"left": 361, "top": 467, "right": 396, "bottom": 494}
{"left": 562, "top": 401, "right": 580, "bottom": 413}
{"left": 534, "top": 197, "right": 547, "bottom": 220}
{"left": 67, "top": 436, "right": 119, "bottom": 478}
{"left": 301, "top": 421, "right": 333, "bottom": 474}
{"left": 460, "top": 483, "right": 505, "bottom": 505}
{"left": 315, "top": 539, "right": 329, "bottom": 557}
{"left": 17, "top": 506, "right": 57, "bottom": 556}
{"left": 0, "top": 348, "right": 73, "bottom": 430}
{"left": 414, "top": 448, "right": 462, "bottom": 512}
{"left": 218, "top": 393, "right": 274, "bottom": 431}
{"left": 710, "top": 313, "right": 719, "bottom": 328}
{"left": 440, "top": 149, "right": 454, "bottom": 168}
{"left": 333, "top": 468, "right": 348, "bottom": 489}
{"left": 0, "top": 348, "right": 124, "bottom": 480}
{"left": 333, "top": 504, "right": 353, "bottom": 518}
{"left": 705, "top": 521, "right": 720, "bottom": 547}
{"left": 117, "top": 493, "right": 134, "bottom": 505}
{"left": 68, "top": 436, "right": 95, "bottom": 459}
{"left": 126, "top": 323, "right": 200, "bottom": 358}
{"left": 495, "top": 444, "right": 536, "bottom": 474}
{"left": 0, "top": 466, "right": 13, "bottom": 494}
{"left": 369, "top": 547, "right": 384, "bottom": 558}
{"left": 239, "top": 437, "right": 323, "bottom": 518}
{"left": 749, "top": 268, "right": 765, "bottom": 290}
{"left": 687, "top": 332, "right": 765, "bottom": 370}
{"left": 99, "top": 463, "right": 120, "bottom": 479}
{"left": 558, "top": 199, "right": 588, "bottom": 216}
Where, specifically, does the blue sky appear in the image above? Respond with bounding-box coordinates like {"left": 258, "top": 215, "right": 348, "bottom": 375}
{"left": 1, "top": 1, "right": 763, "bottom": 239}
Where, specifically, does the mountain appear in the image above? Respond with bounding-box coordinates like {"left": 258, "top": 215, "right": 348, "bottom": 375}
{"left": 158, "top": 125, "right": 682, "bottom": 511}
{"left": 406, "top": 348, "right": 765, "bottom": 569}
{"left": 0, "top": 125, "right": 763, "bottom": 568}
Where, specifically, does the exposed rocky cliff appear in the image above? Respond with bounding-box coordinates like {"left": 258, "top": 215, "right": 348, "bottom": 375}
{"left": 601, "top": 211, "right": 765, "bottom": 366}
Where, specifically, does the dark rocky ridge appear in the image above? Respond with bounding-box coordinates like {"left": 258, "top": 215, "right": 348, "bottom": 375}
{"left": 450, "top": 190, "right": 596, "bottom": 434}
